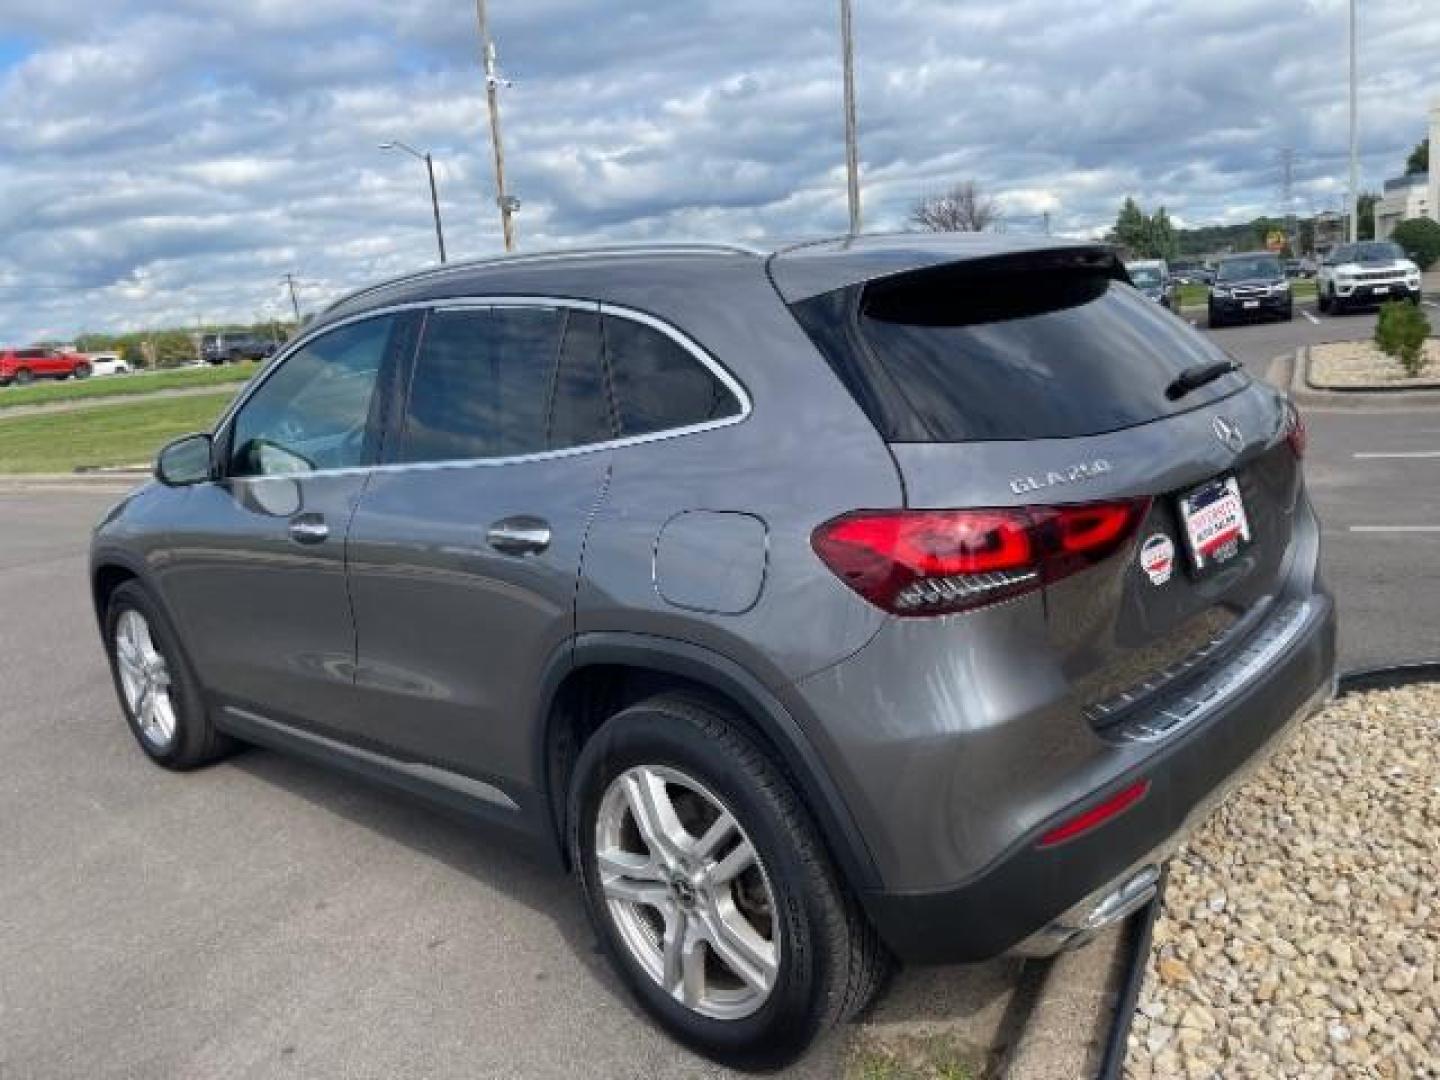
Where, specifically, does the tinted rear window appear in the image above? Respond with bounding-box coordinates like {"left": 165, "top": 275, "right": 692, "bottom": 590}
{"left": 800, "top": 264, "right": 1246, "bottom": 442}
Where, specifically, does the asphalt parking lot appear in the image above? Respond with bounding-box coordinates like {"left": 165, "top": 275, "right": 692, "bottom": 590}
{"left": 0, "top": 303, "right": 1435, "bottom": 1078}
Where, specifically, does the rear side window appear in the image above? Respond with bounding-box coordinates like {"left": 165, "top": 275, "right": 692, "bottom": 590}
{"left": 399, "top": 307, "right": 563, "bottom": 463}
{"left": 799, "top": 264, "right": 1246, "bottom": 442}
{"left": 547, "top": 310, "right": 614, "bottom": 450}
{"left": 602, "top": 315, "right": 740, "bottom": 437}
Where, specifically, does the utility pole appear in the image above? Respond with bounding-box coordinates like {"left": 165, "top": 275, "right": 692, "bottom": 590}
{"left": 282, "top": 274, "right": 302, "bottom": 323}
{"left": 1280, "top": 148, "right": 1296, "bottom": 253}
{"left": 476, "top": 0, "right": 517, "bottom": 252}
{"left": 1042, "top": 210, "right": 1051, "bottom": 236}
{"left": 1347, "top": 0, "right": 1359, "bottom": 243}
{"left": 838, "top": 0, "right": 862, "bottom": 235}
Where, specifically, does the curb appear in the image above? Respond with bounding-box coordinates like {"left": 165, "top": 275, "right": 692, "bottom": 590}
{"left": 1095, "top": 661, "right": 1438, "bottom": 1080}
{"left": 1289, "top": 345, "right": 1440, "bottom": 408}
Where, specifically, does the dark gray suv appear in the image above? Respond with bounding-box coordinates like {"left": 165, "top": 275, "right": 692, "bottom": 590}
{"left": 91, "top": 235, "right": 1336, "bottom": 1068}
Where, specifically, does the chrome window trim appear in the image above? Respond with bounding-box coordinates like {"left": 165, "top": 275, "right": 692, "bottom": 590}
{"left": 216, "top": 294, "right": 752, "bottom": 483}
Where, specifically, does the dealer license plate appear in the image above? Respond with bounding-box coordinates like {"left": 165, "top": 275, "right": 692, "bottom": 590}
{"left": 1373, "top": 285, "right": 1389, "bottom": 295}
{"left": 1178, "top": 476, "right": 1251, "bottom": 573}
{"left": 1242, "top": 300, "right": 1260, "bottom": 309}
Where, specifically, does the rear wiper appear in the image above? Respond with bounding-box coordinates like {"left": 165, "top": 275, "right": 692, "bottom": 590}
{"left": 1166, "top": 358, "right": 1241, "bottom": 401}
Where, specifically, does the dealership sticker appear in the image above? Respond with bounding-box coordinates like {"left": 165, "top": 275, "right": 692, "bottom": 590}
{"left": 1139, "top": 533, "right": 1175, "bottom": 585}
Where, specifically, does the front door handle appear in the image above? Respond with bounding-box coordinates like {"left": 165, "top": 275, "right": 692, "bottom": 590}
{"left": 288, "top": 513, "right": 329, "bottom": 545}
{"left": 486, "top": 516, "right": 551, "bottom": 556}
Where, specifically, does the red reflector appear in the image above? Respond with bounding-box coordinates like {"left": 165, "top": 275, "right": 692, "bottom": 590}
{"left": 1037, "top": 780, "right": 1151, "bottom": 848}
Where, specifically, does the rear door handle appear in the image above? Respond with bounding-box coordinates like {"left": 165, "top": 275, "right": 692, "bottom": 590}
{"left": 486, "top": 516, "right": 551, "bottom": 556}
{"left": 288, "top": 514, "right": 330, "bottom": 545}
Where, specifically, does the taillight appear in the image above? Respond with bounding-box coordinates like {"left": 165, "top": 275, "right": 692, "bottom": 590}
{"left": 811, "top": 499, "right": 1149, "bottom": 616}
{"left": 1283, "top": 400, "right": 1306, "bottom": 458}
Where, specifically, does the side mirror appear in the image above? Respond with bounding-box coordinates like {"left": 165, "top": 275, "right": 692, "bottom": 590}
{"left": 155, "top": 433, "right": 214, "bottom": 487}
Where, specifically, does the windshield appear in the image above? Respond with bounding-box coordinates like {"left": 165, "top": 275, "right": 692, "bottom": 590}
{"left": 1128, "top": 266, "right": 1162, "bottom": 288}
{"left": 1216, "top": 257, "right": 1282, "bottom": 283}
{"left": 1351, "top": 242, "right": 1404, "bottom": 263}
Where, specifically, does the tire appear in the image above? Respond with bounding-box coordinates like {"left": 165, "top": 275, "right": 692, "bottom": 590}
{"left": 1208, "top": 304, "right": 1223, "bottom": 329}
{"left": 73, "top": 362, "right": 92, "bottom": 379}
{"left": 14, "top": 368, "right": 34, "bottom": 385}
{"left": 1283, "top": 303, "right": 1294, "bottom": 321}
{"left": 569, "top": 693, "right": 889, "bottom": 1070}
{"left": 1332, "top": 291, "right": 1347, "bottom": 315}
{"left": 1318, "top": 288, "right": 1330, "bottom": 314}
{"left": 103, "top": 580, "right": 235, "bottom": 770}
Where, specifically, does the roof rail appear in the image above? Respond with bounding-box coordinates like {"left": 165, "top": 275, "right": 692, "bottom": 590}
{"left": 322, "top": 241, "right": 769, "bottom": 315}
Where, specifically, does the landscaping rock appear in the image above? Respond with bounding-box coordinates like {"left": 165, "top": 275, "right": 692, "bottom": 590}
{"left": 1125, "top": 684, "right": 1440, "bottom": 1077}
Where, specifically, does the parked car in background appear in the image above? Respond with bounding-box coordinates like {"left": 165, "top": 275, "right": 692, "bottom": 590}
{"left": 1317, "top": 241, "right": 1421, "bottom": 314}
{"left": 87, "top": 352, "right": 131, "bottom": 377}
{"left": 0, "top": 346, "right": 93, "bottom": 386}
{"left": 1125, "top": 259, "right": 1176, "bottom": 310}
{"left": 1208, "top": 253, "right": 1292, "bottom": 326}
{"left": 1169, "top": 260, "right": 1203, "bottom": 286}
{"left": 202, "top": 331, "right": 279, "bottom": 364}
{"left": 91, "top": 236, "right": 1335, "bottom": 1068}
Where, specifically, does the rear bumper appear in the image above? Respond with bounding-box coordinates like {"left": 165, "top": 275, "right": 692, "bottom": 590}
{"left": 858, "top": 593, "right": 1335, "bottom": 963}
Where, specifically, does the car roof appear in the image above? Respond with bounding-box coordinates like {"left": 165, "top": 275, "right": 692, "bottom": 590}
{"left": 316, "top": 232, "right": 1112, "bottom": 327}
{"left": 1218, "top": 251, "right": 1279, "bottom": 261}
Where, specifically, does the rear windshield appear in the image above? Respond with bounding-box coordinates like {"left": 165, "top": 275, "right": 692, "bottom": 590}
{"left": 793, "top": 262, "right": 1247, "bottom": 442}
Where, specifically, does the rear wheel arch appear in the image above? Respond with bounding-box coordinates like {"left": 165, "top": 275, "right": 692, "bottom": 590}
{"left": 535, "top": 634, "right": 882, "bottom": 895}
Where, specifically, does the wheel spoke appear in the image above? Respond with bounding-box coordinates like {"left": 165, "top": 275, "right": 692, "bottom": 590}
{"left": 661, "top": 906, "right": 688, "bottom": 995}
{"left": 704, "top": 901, "right": 777, "bottom": 993}
{"left": 709, "top": 839, "right": 756, "bottom": 885}
{"left": 622, "top": 768, "right": 690, "bottom": 867}
{"left": 596, "top": 845, "right": 664, "bottom": 883}
{"left": 693, "top": 811, "right": 738, "bottom": 862}
{"left": 600, "top": 874, "right": 670, "bottom": 910}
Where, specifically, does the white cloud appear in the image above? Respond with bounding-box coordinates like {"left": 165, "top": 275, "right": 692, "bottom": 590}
{"left": 0, "top": 0, "right": 1435, "bottom": 340}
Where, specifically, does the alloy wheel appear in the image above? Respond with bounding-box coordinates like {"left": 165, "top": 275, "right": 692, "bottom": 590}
{"left": 595, "top": 764, "right": 780, "bottom": 1020}
{"left": 114, "top": 609, "right": 177, "bottom": 749}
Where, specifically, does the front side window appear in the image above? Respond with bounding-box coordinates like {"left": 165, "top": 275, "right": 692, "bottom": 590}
{"left": 228, "top": 316, "right": 394, "bottom": 477}
{"left": 602, "top": 315, "right": 741, "bottom": 437}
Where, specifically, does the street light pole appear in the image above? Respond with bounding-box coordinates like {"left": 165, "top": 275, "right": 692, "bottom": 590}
{"left": 839, "top": 0, "right": 862, "bottom": 235}
{"left": 380, "top": 140, "right": 447, "bottom": 264}
{"left": 1347, "top": 0, "right": 1359, "bottom": 243}
{"left": 281, "top": 274, "right": 301, "bottom": 323}
{"left": 476, "top": 0, "right": 517, "bottom": 252}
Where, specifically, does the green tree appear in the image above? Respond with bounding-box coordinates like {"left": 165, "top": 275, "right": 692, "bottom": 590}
{"left": 1391, "top": 217, "right": 1440, "bottom": 270}
{"left": 1146, "top": 206, "right": 1179, "bottom": 261}
{"left": 1113, "top": 197, "right": 1148, "bottom": 254}
{"left": 1374, "top": 300, "right": 1431, "bottom": 378}
{"left": 1406, "top": 137, "right": 1429, "bottom": 176}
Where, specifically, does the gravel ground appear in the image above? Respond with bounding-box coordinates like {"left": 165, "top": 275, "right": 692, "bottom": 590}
{"left": 1125, "top": 684, "right": 1440, "bottom": 1079}
{"left": 1309, "top": 340, "right": 1440, "bottom": 388}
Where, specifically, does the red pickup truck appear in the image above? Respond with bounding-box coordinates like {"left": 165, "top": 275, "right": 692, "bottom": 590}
{"left": 0, "top": 347, "right": 93, "bottom": 386}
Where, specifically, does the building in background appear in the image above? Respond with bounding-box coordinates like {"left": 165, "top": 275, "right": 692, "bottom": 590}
{"left": 1375, "top": 99, "right": 1438, "bottom": 240}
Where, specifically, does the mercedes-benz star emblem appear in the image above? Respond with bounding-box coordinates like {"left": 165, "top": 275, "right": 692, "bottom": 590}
{"left": 1212, "top": 415, "right": 1243, "bottom": 452}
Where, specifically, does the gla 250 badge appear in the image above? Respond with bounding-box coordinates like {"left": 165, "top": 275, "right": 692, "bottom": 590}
{"left": 1009, "top": 458, "right": 1113, "bottom": 495}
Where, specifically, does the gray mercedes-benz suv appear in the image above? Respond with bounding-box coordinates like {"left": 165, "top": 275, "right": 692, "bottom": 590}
{"left": 90, "top": 234, "right": 1336, "bottom": 1068}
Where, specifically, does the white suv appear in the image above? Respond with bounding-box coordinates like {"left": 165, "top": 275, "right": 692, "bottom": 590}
{"left": 1317, "top": 241, "right": 1422, "bottom": 314}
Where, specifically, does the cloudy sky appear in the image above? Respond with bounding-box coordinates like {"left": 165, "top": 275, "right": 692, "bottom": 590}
{"left": 0, "top": 0, "right": 1436, "bottom": 341}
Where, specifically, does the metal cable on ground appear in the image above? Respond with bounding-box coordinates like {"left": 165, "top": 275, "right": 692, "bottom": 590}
{"left": 1092, "top": 661, "right": 1440, "bottom": 1080}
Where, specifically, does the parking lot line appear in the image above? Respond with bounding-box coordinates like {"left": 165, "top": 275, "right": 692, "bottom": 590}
{"left": 1353, "top": 452, "right": 1440, "bottom": 459}
{"left": 1348, "top": 525, "right": 1440, "bottom": 533}
{"left": 1301, "top": 310, "right": 1320, "bottom": 325}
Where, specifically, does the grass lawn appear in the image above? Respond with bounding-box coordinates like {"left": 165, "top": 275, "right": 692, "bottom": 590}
{"left": 0, "top": 363, "right": 255, "bottom": 410}
{"left": 0, "top": 391, "right": 232, "bottom": 473}
{"left": 1177, "top": 280, "right": 1317, "bottom": 308}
